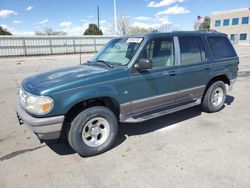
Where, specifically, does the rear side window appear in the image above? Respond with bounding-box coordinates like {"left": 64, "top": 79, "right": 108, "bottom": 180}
{"left": 179, "top": 36, "right": 206, "bottom": 65}
{"left": 207, "top": 36, "right": 237, "bottom": 59}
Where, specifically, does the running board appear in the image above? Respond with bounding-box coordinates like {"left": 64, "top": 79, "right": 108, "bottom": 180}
{"left": 122, "top": 99, "right": 201, "bottom": 123}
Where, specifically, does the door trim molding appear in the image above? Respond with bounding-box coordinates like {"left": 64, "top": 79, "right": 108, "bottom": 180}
{"left": 120, "top": 85, "right": 205, "bottom": 122}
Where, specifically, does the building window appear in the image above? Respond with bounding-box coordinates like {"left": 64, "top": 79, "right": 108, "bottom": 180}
{"left": 223, "top": 19, "right": 230, "bottom": 26}
{"left": 230, "top": 34, "right": 235, "bottom": 41}
{"left": 242, "top": 17, "right": 249, "bottom": 24}
{"left": 232, "top": 18, "right": 239, "bottom": 25}
{"left": 240, "top": 33, "right": 247, "bottom": 40}
{"left": 215, "top": 20, "right": 221, "bottom": 27}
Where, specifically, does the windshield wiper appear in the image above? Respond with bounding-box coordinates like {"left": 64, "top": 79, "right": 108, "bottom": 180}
{"left": 96, "top": 60, "right": 113, "bottom": 68}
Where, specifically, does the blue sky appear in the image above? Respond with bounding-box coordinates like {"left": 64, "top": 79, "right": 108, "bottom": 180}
{"left": 0, "top": 0, "right": 249, "bottom": 35}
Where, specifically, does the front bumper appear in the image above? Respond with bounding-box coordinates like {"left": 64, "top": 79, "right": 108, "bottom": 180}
{"left": 16, "top": 102, "right": 65, "bottom": 140}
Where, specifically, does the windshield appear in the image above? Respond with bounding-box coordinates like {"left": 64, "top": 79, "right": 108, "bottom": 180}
{"left": 91, "top": 37, "right": 143, "bottom": 66}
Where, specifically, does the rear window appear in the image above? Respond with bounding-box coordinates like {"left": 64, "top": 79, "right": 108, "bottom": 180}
{"left": 207, "top": 36, "right": 237, "bottom": 59}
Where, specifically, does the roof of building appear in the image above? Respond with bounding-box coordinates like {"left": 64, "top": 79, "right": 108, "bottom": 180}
{"left": 211, "top": 7, "right": 250, "bottom": 15}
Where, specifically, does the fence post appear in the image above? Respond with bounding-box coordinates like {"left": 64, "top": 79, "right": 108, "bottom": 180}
{"left": 94, "top": 38, "right": 97, "bottom": 52}
{"left": 49, "top": 38, "right": 53, "bottom": 55}
{"left": 22, "top": 37, "right": 27, "bottom": 56}
{"left": 73, "top": 37, "right": 76, "bottom": 54}
{"left": 65, "top": 38, "right": 68, "bottom": 54}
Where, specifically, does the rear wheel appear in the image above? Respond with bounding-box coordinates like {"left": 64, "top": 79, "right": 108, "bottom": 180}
{"left": 68, "top": 106, "right": 118, "bottom": 157}
{"left": 202, "top": 81, "right": 226, "bottom": 113}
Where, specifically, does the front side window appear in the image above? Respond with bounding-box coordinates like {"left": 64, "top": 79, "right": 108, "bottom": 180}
{"left": 179, "top": 36, "right": 206, "bottom": 65}
{"left": 223, "top": 19, "right": 230, "bottom": 26}
{"left": 215, "top": 20, "right": 221, "bottom": 27}
{"left": 92, "top": 37, "right": 143, "bottom": 66}
{"left": 242, "top": 16, "right": 249, "bottom": 24}
{"left": 138, "top": 37, "right": 175, "bottom": 68}
{"left": 207, "top": 36, "right": 237, "bottom": 59}
{"left": 232, "top": 18, "right": 239, "bottom": 25}
{"left": 240, "top": 33, "right": 247, "bottom": 40}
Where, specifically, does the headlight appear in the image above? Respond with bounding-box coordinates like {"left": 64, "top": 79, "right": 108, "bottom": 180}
{"left": 19, "top": 89, "right": 54, "bottom": 115}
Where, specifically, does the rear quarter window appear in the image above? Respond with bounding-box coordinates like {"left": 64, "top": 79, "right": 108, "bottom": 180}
{"left": 207, "top": 36, "right": 237, "bottom": 59}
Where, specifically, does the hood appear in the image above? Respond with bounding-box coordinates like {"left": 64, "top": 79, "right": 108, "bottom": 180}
{"left": 22, "top": 64, "right": 110, "bottom": 95}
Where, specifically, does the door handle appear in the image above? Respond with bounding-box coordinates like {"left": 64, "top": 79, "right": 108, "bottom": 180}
{"left": 205, "top": 65, "right": 210, "bottom": 70}
{"left": 169, "top": 70, "right": 176, "bottom": 76}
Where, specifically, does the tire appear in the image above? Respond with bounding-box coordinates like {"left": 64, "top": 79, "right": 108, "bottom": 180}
{"left": 202, "top": 81, "right": 226, "bottom": 113}
{"left": 68, "top": 106, "right": 118, "bottom": 157}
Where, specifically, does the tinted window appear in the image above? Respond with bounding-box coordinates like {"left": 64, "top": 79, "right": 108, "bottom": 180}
{"left": 232, "top": 18, "right": 239, "bottom": 25}
{"left": 139, "top": 38, "right": 174, "bottom": 68}
{"left": 208, "top": 36, "right": 237, "bottom": 59}
{"left": 215, "top": 20, "right": 221, "bottom": 27}
{"left": 230, "top": 34, "right": 236, "bottom": 41}
{"left": 242, "top": 16, "right": 249, "bottom": 24}
{"left": 179, "top": 36, "right": 206, "bottom": 65}
{"left": 223, "top": 19, "right": 230, "bottom": 26}
{"left": 240, "top": 33, "right": 247, "bottom": 40}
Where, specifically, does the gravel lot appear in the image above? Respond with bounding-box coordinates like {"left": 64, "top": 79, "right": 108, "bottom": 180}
{"left": 0, "top": 46, "right": 250, "bottom": 188}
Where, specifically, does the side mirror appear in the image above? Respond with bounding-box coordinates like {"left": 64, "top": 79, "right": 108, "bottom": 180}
{"left": 134, "top": 58, "right": 153, "bottom": 70}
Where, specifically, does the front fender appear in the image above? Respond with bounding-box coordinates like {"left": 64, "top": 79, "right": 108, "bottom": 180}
{"left": 52, "top": 85, "right": 120, "bottom": 115}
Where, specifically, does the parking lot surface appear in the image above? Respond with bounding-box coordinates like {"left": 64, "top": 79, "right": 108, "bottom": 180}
{"left": 0, "top": 46, "right": 250, "bottom": 188}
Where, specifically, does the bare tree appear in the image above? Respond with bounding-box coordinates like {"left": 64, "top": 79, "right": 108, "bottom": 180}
{"left": 35, "top": 28, "right": 67, "bottom": 36}
{"left": 118, "top": 14, "right": 130, "bottom": 35}
{"left": 110, "top": 14, "right": 130, "bottom": 35}
{"left": 129, "top": 26, "right": 154, "bottom": 34}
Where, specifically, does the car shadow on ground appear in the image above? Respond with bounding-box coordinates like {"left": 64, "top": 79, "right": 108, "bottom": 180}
{"left": 46, "top": 95, "right": 234, "bottom": 156}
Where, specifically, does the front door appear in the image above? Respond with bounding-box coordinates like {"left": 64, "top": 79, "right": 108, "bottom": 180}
{"left": 128, "top": 36, "right": 178, "bottom": 116}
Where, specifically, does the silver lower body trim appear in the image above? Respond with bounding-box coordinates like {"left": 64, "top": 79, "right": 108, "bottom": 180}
{"left": 121, "top": 98, "right": 201, "bottom": 123}
{"left": 120, "top": 85, "right": 205, "bottom": 122}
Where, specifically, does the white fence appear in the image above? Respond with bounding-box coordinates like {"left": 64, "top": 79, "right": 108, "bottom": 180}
{"left": 0, "top": 36, "right": 115, "bottom": 57}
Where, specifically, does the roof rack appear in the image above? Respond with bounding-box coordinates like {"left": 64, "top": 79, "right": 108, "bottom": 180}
{"left": 196, "top": 29, "right": 219, "bottom": 32}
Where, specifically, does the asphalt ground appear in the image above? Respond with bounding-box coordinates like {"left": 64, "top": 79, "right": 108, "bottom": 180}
{"left": 0, "top": 46, "right": 250, "bottom": 188}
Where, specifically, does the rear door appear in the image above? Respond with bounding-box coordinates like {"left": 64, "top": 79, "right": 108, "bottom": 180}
{"left": 176, "top": 35, "right": 210, "bottom": 104}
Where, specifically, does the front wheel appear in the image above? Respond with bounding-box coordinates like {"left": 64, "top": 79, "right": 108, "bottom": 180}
{"left": 202, "top": 81, "right": 226, "bottom": 113}
{"left": 68, "top": 106, "right": 118, "bottom": 157}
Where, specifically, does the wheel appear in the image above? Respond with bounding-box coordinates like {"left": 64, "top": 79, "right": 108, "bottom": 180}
{"left": 68, "top": 106, "right": 118, "bottom": 157}
{"left": 202, "top": 81, "right": 226, "bottom": 113}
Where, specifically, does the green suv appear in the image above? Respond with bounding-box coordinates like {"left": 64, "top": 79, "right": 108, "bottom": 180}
{"left": 17, "top": 31, "right": 239, "bottom": 156}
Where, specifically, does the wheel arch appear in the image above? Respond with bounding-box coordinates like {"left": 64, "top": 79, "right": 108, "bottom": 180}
{"left": 202, "top": 74, "right": 230, "bottom": 101}
{"left": 60, "top": 96, "right": 120, "bottom": 139}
